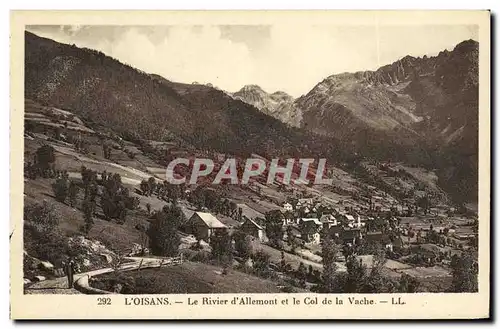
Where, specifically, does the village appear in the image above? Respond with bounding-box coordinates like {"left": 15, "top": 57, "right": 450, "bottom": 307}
{"left": 174, "top": 162, "right": 478, "bottom": 293}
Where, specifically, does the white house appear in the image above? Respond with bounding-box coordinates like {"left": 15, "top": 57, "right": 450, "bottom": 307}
{"left": 320, "top": 214, "right": 338, "bottom": 229}
{"left": 283, "top": 202, "right": 293, "bottom": 212}
{"left": 345, "top": 214, "right": 355, "bottom": 222}
{"left": 297, "top": 198, "right": 314, "bottom": 207}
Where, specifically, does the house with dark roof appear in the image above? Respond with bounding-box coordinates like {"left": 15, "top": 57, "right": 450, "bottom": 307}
{"left": 298, "top": 218, "right": 322, "bottom": 243}
{"left": 341, "top": 227, "right": 364, "bottom": 246}
{"left": 364, "top": 231, "right": 404, "bottom": 252}
{"left": 240, "top": 217, "right": 266, "bottom": 242}
{"left": 326, "top": 225, "right": 343, "bottom": 240}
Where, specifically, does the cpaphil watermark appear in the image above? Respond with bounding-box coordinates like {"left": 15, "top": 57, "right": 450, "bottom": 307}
{"left": 165, "top": 158, "right": 332, "bottom": 185}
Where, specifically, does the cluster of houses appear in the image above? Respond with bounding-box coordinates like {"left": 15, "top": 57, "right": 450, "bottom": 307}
{"left": 281, "top": 198, "right": 405, "bottom": 251}
{"left": 181, "top": 194, "right": 465, "bottom": 257}
{"left": 181, "top": 195, "right": 402, "bottom": 254}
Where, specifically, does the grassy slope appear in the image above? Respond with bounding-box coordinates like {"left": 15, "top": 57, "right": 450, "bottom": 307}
{"left": 24, "top": 177, "right": 148, "bottom": 253}
{"left": 97, "top": 261, "right": 283, "bottom": 293}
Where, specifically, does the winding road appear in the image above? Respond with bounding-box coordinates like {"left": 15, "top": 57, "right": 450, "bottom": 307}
{"left": 24, "top": 256, "right": 173, "bottom": 295}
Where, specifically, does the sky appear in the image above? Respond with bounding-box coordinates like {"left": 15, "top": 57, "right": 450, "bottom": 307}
{"left": 27, "top": 25, "right": 478, "bottom": 97}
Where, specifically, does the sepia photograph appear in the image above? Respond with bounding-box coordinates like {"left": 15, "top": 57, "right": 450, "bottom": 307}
{"left": 10, "top": 10, "right": 490, "bottom": 319}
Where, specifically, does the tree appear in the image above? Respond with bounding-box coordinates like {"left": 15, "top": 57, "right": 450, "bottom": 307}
{"left": 321, "top": 229, "right": 339, "bottom": 292}
{"left": 146, "top": 203, "right": 151, "bottom": 215}
{"left": 102, "top": 143, "right": 112, "bottom": 159}
{"left": 52, "top": 176, "right": 69, "bottom": 203}
{"left": 416, "top": 195, "right": 430, "bottom": 214}
{"left": 86, "top": 182, "right": 98, "bottom": 202}
{"left": 24, "top": 202, "right": 67, "bottom": 266}
{"left": 450, "top": 252, "right": 478, "bottom": 292}
{"left": 101, "top": 187, "right": 128, "bottom": 223}
{"left": 68, "top": 180, "right": 79, "bottom": 207}
{"left": 81, "top": 166, "right": 97, "bottom": 187}
{"left": 24, "top": 201, "right": 60, "bottom": 234}
{"left": 299, "top": 220, "right": 319, "bottom": 243}
{"left": 140, "top": 179, "right": 150, "bottom": 196}
{"left": 125, "top": 195, "right": 140, "bottom": 210}
{"left": 287, "top": 226, "right": 300, "bottom": 252}
{"left": 297, "top": 262, "right": 307, "bottom": 287}
{"left": 398, "top": 273, "right": 420, "bottom": 293}
{"left": 147, "top": 177, "right": 156, "bottom": 196}
{"left": 100, "top": 173, "right": 132, "bottom": 224}
{"left": 35, "top": 145, "right": 56, "bottom": 177}
{"left": 221, "top": 199, "right": 230, "bottom": 216}
{"left": 167, "top": 184, "right": 181, "bottom": 203}
{"left": 203, "top": 188, "right": 218, "bottom": 210}
{"left": 264, "top": 210, "right": 284, "bottom": 249}
{"left": 233, "top": 230, "right": 253, "bottom": 261}
{"left": 344, "top": 255, "right": 368, "bottom": 293}
{"left": 280, "top": 251, "right": 287, "bottom": 271}
{"left": 363, "top": 245, "right": 390, "bottom": 293}
{"left": 229, "top": 201, "right": 237, "bottom": 218}
{"left": 210, "top": 229, "right": 233, "bottom": 272}
{"left": 252, "top": 249, "right": 272, "bottom": 278}
{"left": 147, "top": 205, "right": 182, "bottom": 256}
{"left": 82, "top": 198, "right": 95, "bottom": 234}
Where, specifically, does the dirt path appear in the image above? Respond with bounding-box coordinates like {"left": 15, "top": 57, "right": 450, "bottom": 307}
{"left": 53, "top": 144, "right": 162, "bottom": 184}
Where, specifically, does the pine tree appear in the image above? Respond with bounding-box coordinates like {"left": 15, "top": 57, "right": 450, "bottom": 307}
{"left": 264, "top": 210, "right": 284, "bottom": 249}
{"left": 68, "top": 180, "right": 79, "bottom": 207}
{"left": 82, "top": 198, "right": 95, "bottom": 234}
{"left": 210, "top": 229, "right": 233, "bottom": 272}
{"left": 35, "top": 145, "right": 56, "bottom": 177}
{"left": 344, "top": 255, "right": 367, "bottom": 293}
{"left": 233, "top": 230, "right": 252, "bottom": 261}
{"left": 321, "top": 229, "right": 339, "bottom": 292}
{"left": 297, "top": 262, "right": 307, "bottom": 287}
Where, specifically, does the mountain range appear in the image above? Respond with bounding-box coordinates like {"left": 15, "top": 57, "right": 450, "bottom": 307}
{"left": 24, "top": 31, "right": 478, "bottom": 203}
{"left": 233, "top": 40, "right": 479, "bottom": 202}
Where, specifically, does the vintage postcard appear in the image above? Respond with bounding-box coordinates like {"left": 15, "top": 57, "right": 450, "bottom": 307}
{"left": 10, "top": 10, "right": 490, "bottom": 320}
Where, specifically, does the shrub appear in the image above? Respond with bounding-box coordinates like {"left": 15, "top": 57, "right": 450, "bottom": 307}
{"left": 24, "top": 201, "right": 60, "bottom": 233}
{"left": 52, "top": 177, "right": 69, "bottom": 203}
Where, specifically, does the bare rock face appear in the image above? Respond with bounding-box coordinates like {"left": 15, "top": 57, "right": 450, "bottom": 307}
{"left": 66, "top": 235, "right": 118, "bottom": 271}
{"left": 231, "top": 85, "right": 302, "bottom": 127}
{"left": 39, "top": 260, "right": 55, "bottom": 271}
{"left": 296, "top": 40, "right": 478, "bottom": 141}
{"left": 292, "top": 40, "right": 479, "bottom": 203}
{"left": 34, "top": 275, "right": 46, "bottom": 282}
{"left": 128, "top": 243, "right": 146, "bottom": 256}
